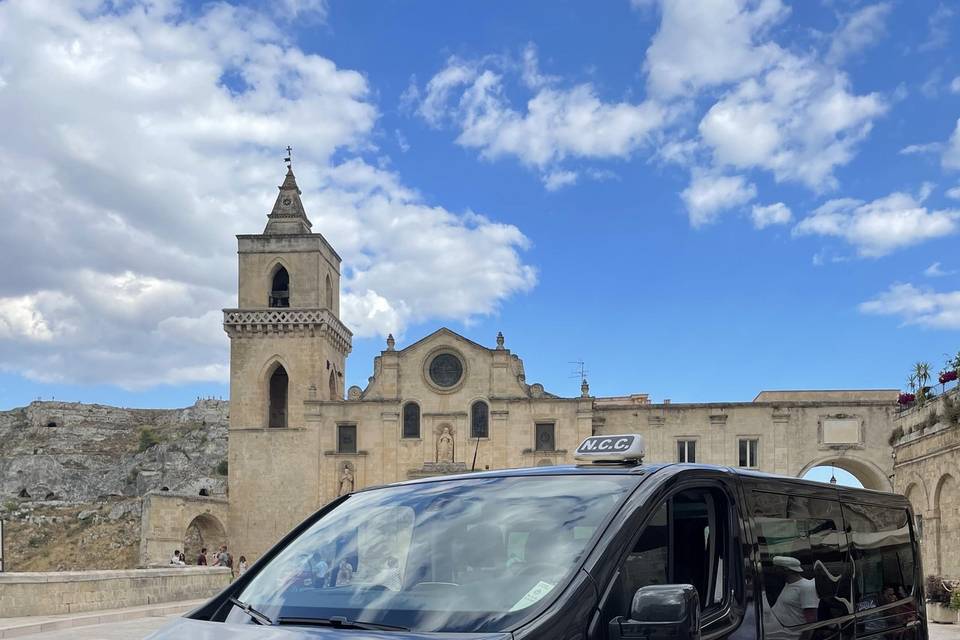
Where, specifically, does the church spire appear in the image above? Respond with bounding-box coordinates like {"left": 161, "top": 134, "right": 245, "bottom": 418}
{"left": 264, "top": 151, "right": 313, "bottom": 235}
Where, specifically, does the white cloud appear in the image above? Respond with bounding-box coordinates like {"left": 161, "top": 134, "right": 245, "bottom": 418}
{"left": 340, "top": 290, "right": 409, "bottom": 341}
{"left": 924, "top": 262, "right": 956, "bottom": 278}
{"left": 643, "top": 0, "right": 789, "bottom": 98}
{"left": 698, "top": 55, "right": 886, "bottom": 189}
{"left": 900, "top": 142, "right": 942, "bottom": 155}
{"left": 416, "top": 59, "right": 476, "bottom": 126}
{"left": 639, "top": 0, "right": 888, "bottom": 207}
{"left": 951, "top": 76, "right": 960, "bottom": 94}
{"left": 860, "top": 283, "right": 960, "bottom": 329}
{"left": 308, "top": 169, "right": 538, "bottom": 338}
{"left": 826, "top": 3, "right": 891, "bottom": 63}
{"left": 947, "top": 185, "right": 960, "bottom": 200}
{"left": 681, "top": 172, "right": 757, "bottom": 227}
{"left": 944, "top": 118, "right": 960, "bottom": 170}
{"left": 276, "top": 0, "right": 328, "bottom": 21}
{"left": 751, "top": 202, "right": 792, "bottom": 228}
{"left": 0, "top": 0, "right": 536, "bottom": 387}
{"left": 413, "top": 47, "right": 668, "bottom": 188}
{"left": 919, "top": 3, "right": 954, "bottom": 52}
{"left": 543, "top": 170, "right": 578, "bottom": 191}
{"left": 793, "top": 190, "right": 960, "bottom": 257}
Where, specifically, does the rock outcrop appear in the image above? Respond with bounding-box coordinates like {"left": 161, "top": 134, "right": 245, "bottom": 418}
{"left": 0, "top": 399, "right": 228, "bottom": 570}
{"left": 0, "top": 399, "right": 228, "bottom": 503}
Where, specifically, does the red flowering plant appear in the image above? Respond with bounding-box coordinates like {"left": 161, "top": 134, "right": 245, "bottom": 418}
{"left": 941, "top": 370, "right": 958, "bottom": 385}
{"left": 898, "top": 393, "right": 915, "bottom": 405}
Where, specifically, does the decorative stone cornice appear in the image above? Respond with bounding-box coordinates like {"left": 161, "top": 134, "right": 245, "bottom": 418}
{"left": 222, "top": 308, "right": 352, "bottom": 355}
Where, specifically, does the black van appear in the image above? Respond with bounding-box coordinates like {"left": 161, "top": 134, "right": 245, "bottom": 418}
{"left": 148, "top": 434, "right": 925, "bottom": 640}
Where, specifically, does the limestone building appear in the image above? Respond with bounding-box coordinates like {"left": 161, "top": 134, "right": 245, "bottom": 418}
{"left": 891, "top": 386, "right": 960, "bottom": 579}
{"left": 219, "top": 166, "right": 901, "bottom": 561}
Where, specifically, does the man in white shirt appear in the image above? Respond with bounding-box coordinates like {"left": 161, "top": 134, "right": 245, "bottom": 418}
{"left": 770, "top": 556, "right": 818, "bottom": 627}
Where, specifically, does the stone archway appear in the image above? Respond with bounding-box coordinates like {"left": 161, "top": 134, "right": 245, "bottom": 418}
{"left": 797, "top": 455, "right": 892, "bottom": 491}
{"left": 139, "top": 492, "right": 229, "bottom": 566}
{"left": 183, "top": 513, "right": 227, "bottom": 565}
{"left": 935, "top": 474, "right": 960, "bottom": 578}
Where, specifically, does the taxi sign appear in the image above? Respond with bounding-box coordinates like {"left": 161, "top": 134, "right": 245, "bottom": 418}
{"left": 574, "top": 434, "right": 645, "bottom": 463}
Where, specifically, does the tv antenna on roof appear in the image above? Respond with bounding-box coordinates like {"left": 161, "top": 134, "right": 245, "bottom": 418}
{"left": 284, "top": 145, "right": 292, "bottom": 167}
{"left": 569, "top": 360, "right": 588, "bottom": 384}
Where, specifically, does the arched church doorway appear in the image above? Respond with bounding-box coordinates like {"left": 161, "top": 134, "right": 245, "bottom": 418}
{"left": 183, "top": 513, "right": 227, "bottom": 565}
{"left": 797, "top": 455, "right": 892, "bottom": 491}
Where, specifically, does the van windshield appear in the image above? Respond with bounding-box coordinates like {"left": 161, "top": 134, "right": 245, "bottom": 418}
{"left": 231, "top": 475, "right": 635, "bottom": 632}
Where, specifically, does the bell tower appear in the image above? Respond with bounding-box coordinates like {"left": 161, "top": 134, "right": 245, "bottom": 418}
{"left": 224, "top": 162, "right": 352, "bottom": 423}
{"left": 224, "top": 160, "right": 353, "bottom": 557}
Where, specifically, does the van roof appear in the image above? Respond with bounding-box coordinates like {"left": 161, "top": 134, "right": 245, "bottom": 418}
{"left": 379, "top": 462, "right": 907, "bottom": 504}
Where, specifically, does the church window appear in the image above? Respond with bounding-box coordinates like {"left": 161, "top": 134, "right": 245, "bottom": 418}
{"left": 329, "top": 370, "right": 338, "bottom": 400}
{"left": 534, "top": 422, "right": 555, "bottom": 451}
{"left": 429, "top": 353, "right": 463, "bottom": 388}
{"left": 269, "top": 266, "right": 290, "bottom": 308}
{"left": 338, "top": 424, "right": 357, "bottom": 454}
{"left": 325, "top": 274, "right": 333, "bottom": 309}
{"left": 403, "top": 402, "right": 421, "bottom": 439}
{"left": 677, "top": 439, "right": 696, "bottom": 463}
{"left": 470, "top": 401, "right": 489, "bottom": 439}
{"left": 268, "top": 365, "right": 288, "bottom": 428}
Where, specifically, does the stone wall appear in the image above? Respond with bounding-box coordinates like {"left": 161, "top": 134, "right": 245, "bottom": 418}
{"left": 596, "top": 398, "right": 896, "bottom": 489}
{"left": 893, "top": 387, "right": 960, "bottom": 579}
{"left": 0, "top": 567, "right": 231, "bottom": 618}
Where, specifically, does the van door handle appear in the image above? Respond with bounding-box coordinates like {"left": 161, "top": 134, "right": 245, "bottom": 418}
{"left": 905, "top": 620, "right": 920, "bottom": 628}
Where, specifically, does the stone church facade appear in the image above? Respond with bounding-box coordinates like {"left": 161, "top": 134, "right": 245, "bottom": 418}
{"left": 221, "top": 166, "right": 901, "bottom": 562}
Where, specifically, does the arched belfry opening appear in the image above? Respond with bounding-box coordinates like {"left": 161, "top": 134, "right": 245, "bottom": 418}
{"left": 325, "top": 273, "right": 333, "bottom": 310}
{"left": 329, "top": 369, "right": 338, "bottom": 400}
{"left": 269, "top": 266, "right": 290, "bottom": 308}
{"left": 268, "top": 364, "right": 289, "bottom": 428}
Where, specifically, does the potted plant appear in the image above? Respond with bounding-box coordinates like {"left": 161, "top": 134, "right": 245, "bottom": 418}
{"left": 927, "top": 575, "right": 955, "bottom": 623}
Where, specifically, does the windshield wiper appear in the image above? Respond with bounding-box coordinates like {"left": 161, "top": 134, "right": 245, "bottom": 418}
{"left": 276, "top": 615, "right": 410, "bottom": 631}
{"left": 228, "top": 597, "right": 275, "bottom": 626}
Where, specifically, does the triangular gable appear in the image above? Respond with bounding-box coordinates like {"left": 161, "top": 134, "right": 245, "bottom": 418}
{"left": 397, "top": 327, "right": 495, "bottom": 354}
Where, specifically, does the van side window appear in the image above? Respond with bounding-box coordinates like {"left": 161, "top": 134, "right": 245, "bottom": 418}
{"left": 751, "top": 492, "right": 851, "bottom": 626}
{"left": 617, "top": 488, "right": 729, "bottom": 619}
{"left": 841, "top": 504, "right": 915, "bottom": 610}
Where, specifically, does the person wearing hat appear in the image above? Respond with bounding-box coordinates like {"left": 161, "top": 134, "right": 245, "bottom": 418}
{"left": 770, "top": 556, "right": 819, "bottom": 627}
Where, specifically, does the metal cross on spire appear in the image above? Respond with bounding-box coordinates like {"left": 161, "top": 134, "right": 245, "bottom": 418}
{"left": 284, "top": 145, "right": 293, "bottom": 167}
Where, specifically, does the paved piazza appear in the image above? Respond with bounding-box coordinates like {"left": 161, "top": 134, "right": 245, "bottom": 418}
{"left": 21, "top": 616, "right": 171, "bottom": 640}
{"left": 18, "top": 617, "right": 960, "bottom": 640}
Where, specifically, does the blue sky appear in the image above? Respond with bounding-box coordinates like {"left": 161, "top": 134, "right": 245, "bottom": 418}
{"left": 0, "top": 0, "right": 958, "bottom": 412}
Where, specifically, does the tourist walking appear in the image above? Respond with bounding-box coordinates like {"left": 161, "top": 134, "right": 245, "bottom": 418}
{"left": 196, "top": 547, "right": 208, "bottom": 566}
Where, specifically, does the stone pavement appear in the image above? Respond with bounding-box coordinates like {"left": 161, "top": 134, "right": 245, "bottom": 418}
{"left": 12, "top": 616, "right": 171, "bottom": 640}
{"left": 0, "top": 600, "right": 203, "bottom": 639}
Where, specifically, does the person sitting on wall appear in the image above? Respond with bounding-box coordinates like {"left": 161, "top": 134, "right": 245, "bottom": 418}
{"left": 197, "top": 547, "right": 208, "bottom": 566}
{"left": 170, "top": 549, "right": 185, "bottom": 566}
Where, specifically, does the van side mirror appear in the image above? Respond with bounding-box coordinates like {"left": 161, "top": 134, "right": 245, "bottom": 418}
{"left": 609, "top": 584, "right": 700, "bottom": 640}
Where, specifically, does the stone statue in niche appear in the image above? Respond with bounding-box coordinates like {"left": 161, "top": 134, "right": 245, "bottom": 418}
{"left": 436, "top": 426, "right": 454, "bottom": 463}
{"left": 338, "top": 463, "right": 354, "bottom": 496}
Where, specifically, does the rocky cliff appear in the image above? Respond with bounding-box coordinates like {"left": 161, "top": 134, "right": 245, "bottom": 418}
{"left": 0, "top": 399, "right": 228, "bottom": 570}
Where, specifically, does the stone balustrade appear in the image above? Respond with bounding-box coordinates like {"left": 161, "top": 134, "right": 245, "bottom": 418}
{"left": 0, "top": 567, "right": 230, "bottom": 618}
